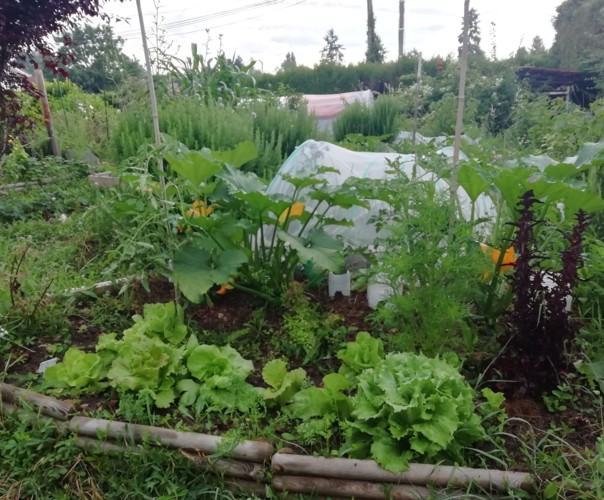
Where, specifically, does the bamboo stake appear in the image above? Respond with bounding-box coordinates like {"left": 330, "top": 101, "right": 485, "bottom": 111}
{"left": 0, "top": 177, "right": 58, "bottom": 192}
{"left": 0, "top": 401, "right": 69, "bottom": 431}
{"left": 69, "top": 416, "right": 273, "bottom": 463}
{"left": 135, "top": 0, "right": 178, "bottom": 301}
{"left": 0, "top": 382, "right": 74, "bottom": 421}
{"left": 271, "top": 454, "right": 536, "bottom": 493}
{"left": 75, "top": 436, "right": 130, "bottom": 453}
{"left": 272, "top": 475, "right": 431, "bottom": 499}
{"left": 449, "top": 0, "right": 471, "bottom": 217}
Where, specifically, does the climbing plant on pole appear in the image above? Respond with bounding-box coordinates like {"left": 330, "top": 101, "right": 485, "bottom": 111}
{"left": 0, "top": 0, "right": 120, "bottom": 160}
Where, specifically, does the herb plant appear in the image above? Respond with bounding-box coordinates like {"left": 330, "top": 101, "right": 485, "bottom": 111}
{"left": 287, "top": 373, "right": 352, "bottom": 447}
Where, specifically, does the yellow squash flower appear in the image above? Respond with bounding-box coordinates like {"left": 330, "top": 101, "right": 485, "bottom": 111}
{"left": 480, "top": 243, "right": 516, "bottom": 274}
{"left": 278, "top": 202, "right": 305, "bottom": 224}
{"left": 186, "top": 200, "right": 214, "bottom": 218}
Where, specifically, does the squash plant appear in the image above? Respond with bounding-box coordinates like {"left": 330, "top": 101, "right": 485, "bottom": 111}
{"left": 164, "top": 137, "right": 368, "bottom": 303}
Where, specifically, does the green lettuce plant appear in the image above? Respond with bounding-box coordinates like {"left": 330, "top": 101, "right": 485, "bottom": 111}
{"left": 44, "top": 348, "right": 110, "bottom": 394}
{"left": 129, "top": 302, "right": 189, "bottom": 345}
{"left": 176, "top": 342, "right": 259, "bottom": 413}
{"left": 336, "top": 331, "right": 384, "bottom": 382}
{"left": 345, "top": 353, "right": 485, "bottom": 473}
{"left": 287, "top": 373, "right": 352, "bottom": 446}
{"left": 258, "top": 359, "right": 306, "bottom": 406}
{"left": 97, "top": 329, "right": 186, "bottom": 409}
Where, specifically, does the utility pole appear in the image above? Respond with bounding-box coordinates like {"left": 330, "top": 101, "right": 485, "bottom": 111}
{"left": 398, "top": 0, "right": 405, "bottom": 58}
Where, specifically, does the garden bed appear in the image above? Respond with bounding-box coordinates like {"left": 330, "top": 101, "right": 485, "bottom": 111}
{"left": 2, "top": 275, "right": 601, "bottom": 499}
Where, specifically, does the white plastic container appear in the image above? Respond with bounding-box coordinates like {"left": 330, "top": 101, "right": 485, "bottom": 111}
{"left": 328, "top": 271, "right": 351, "bottom": 297}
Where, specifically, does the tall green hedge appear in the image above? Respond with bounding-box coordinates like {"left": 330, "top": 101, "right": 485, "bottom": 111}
{"left": 257, "top": 55, "right": 445, "bottom": 95}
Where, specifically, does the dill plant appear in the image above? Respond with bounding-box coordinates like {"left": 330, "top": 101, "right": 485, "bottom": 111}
{"left": 362, "top": 166, "right": 490, "bottom": 356}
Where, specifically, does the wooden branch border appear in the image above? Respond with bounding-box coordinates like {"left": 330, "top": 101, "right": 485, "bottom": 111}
{"left": 0, "top": 382, "right": 538, "bottom": 499}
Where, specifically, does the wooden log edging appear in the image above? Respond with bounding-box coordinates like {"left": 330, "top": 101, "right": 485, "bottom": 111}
{"left": 272, "top": 475, "right": 432, "bottom": 500}
{"left": 69, "top": 416, "right": 273, "bottom": 464}
{"left": 271, "top": 453, "right": 537, "bottom": 493}
{"left": 0, "top": 177, "right": 59, "bottom": 193}
{"left": 0, "top": 382, "right": 74, "bottom": 421}
{"left": 0, "top": 382, "right": 539, "bottom": 498}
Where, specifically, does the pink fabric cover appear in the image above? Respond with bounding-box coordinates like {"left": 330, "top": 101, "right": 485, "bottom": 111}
{"left": 304, "top": 90, "right": 373, "bottom": 119}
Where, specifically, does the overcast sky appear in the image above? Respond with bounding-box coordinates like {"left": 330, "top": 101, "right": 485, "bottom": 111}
{"left": 104, "top": 0, "right": 561, "bottom": 72}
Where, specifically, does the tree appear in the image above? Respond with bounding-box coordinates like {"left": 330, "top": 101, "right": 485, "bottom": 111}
{"left": 0, "top": 0, "right": 109, "bottom": 160}
{"left": 52, "top": 24, "right": 143, "bottom": 93}
{"left": 280, "top": 52, "right": 297, "bottom": 72}
{"left": 320, "top": 29, "right": 345, "bottom": 65}
{"left": 551, "top": 0, "right": 604, "bottom": 70}
{"left": 458, "top": 7, "right": 484, "bottom": 58}
{"left": 530, "top": 36, "right": 547, "bottom": 55}
{"left": 366, "top": 0, "right": 386, "bottom": 63}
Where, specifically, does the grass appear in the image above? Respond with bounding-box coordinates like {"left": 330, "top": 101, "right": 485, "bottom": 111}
{"left": 0, "top": 200, "right": 112, "bottom": 296}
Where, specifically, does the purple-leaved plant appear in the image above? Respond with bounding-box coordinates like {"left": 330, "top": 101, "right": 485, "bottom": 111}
{"left": 499, "top": 191, "right": 590, "bottom": 395}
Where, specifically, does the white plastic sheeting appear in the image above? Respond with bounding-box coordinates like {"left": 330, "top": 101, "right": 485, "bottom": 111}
{"left": 266, "top": 140, "right": 497, "bottom": 247}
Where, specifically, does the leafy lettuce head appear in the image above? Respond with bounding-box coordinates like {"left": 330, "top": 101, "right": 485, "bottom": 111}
{"left": 346, "top": 352, "right": 485, "bottom": 472}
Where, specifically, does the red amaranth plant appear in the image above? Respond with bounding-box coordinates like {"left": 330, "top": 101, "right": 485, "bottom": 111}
{"left": 498, "top": 190, "right": 590, "bottom": 395}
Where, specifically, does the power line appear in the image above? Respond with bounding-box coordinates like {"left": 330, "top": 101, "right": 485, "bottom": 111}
{"left": 116, "top": 0, "right": 293, "bottom": 37}
{"left": 149, "top": 0, "right": 307, "bottom": 39}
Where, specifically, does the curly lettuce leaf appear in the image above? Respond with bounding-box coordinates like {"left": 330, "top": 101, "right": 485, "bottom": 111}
{"left": 337, "top": 332, "right": 384, "bottom": 381}
{"left": 346, "top": 352, "right": 485, "bottom": 472}
{"left": 187, "top": 344, "right": 253, "bottom": 384}
{"left": 44, "top": 348, "right": 110, "bottom": 393}
{"left": 260, "top": 359, "right": 306, "bottom": 406}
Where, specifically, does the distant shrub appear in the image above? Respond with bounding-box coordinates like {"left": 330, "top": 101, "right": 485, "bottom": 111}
{"left": 332, "top": 95, "right": 400, "bottom": 141}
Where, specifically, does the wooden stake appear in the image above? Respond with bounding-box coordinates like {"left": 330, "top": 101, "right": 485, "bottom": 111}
{"left": 451, "top": 0, "right": 470, "bottom": 181}
{"left": 32, "top": 68, "right": 60, "bottom": 157}
{"left": 272, "top": 475, "right": 431, "bottom": 499}
{"left": 135, "top": 0, "right": 179, "bottom": 302}
{"left": 135, "top": 0, "right": 161, "bottom": 151}
{"left": 411, "top": 52, "right": 423, "bottom": 172}
{"left": 271, "top": 454, "right": 536, "bottom": 493}
{"left": 69, "top": 416, "right": 273, "bottom": 463}
{"left": 0, "top": 382, "right": 74, "bottom": 421}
